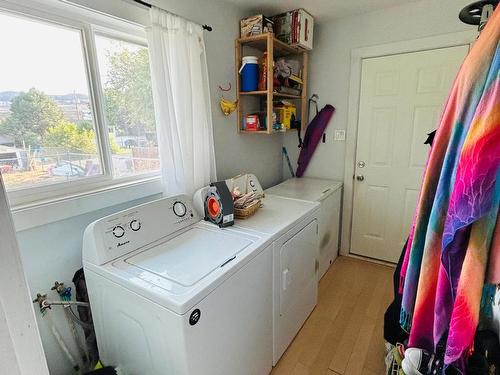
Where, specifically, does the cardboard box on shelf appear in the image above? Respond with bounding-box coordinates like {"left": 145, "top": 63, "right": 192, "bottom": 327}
{"left": 272, "top": 9, "right": 314, "bottom": 50}
{"left": 240, "top": 15, "right": 274, "bottom": 37}
{"left": 273, "top": 12, "right": 292, "bottom": 44}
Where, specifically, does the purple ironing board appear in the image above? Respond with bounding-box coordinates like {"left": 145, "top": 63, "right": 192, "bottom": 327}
{"left": 296, "top": 104, "right": 335, "bottom": 177}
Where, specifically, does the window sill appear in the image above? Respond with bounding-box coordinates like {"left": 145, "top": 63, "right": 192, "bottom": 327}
{"left": 11, "top": 176, "right": 163, "bottom": 231}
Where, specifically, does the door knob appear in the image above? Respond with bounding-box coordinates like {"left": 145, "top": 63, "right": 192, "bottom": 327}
{"left": 356, "top": 175, "right": 364, "bottom": 181}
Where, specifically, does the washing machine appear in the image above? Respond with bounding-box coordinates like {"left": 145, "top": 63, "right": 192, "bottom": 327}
{"left": 82, "top": 195, "right": 273, "bottom": 375}
{"left": 196, "top": 190, "right": 320, "bottom": 365}
{"left": 266, "top": 177, "right": 342, "bottom": 278}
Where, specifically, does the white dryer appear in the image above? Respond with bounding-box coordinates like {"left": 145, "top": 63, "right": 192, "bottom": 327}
{"left": 266, "top": 178, "right": 343, "bottom": 278}
{"left": 203, "top": 195, "right": 320, "bottom": 365}
{"left": 83, "top": 195, "right": 273, "bottom": 375}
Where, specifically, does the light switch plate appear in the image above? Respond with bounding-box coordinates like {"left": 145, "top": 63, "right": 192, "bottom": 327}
{"left": 334, "top": 129, "right": 346, "bottom": 141}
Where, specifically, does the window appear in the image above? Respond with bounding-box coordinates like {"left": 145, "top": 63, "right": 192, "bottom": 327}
{"left": 95, "top": 35, "right": 159, "bottom": 178}
{"left": 0, "top": 12, "right": 102, "bottom": 190}
{"left": 0, "top": 6, "right": 159, "bottom": 203}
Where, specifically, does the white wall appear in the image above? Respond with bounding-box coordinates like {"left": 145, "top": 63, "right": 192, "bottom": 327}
{"left": 282, "top": 0, "right": 472, "bottom": 181}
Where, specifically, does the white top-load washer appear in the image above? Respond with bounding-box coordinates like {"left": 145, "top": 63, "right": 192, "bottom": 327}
{"left": 83, "top": 195, "right": 273, "bottom": 375}
{"left": 266, "top": 178, "right": 343, "bottom": 278}
{"left": 197, "top": 192, "right": 320, "bottom": 365}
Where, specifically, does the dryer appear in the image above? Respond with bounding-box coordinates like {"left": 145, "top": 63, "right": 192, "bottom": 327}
{"left": 83, "top": 195, "right": 273, "bottom": 375}
{"left": 198, "top": 193, "right": 320, "bottom": 365}
{"left": 266, "top": 177, "right": 343, "bottom": 278}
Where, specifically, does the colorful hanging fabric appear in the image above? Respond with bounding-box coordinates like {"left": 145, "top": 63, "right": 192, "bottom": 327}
{"left": 486, "top": 212, "right": 500, "bottom": 284}
{"left": 399, "top": 6, "right": 500, "bottom": 372}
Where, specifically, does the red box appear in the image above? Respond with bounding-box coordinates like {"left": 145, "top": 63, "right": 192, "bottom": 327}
{"left": 244, "top": 114, "right": 259, "bottom": 131}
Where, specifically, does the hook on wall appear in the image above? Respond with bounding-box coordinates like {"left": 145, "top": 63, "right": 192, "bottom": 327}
{"left": 309, "top": 94, "right": 320, "bottom": 116}
{"left": 218, "top": 83, "right": 232, "bottom": 92}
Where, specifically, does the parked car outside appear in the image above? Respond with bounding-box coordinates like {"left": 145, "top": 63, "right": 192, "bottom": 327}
{"left": 48, "top": 162, "right": 86, "bottom": 177}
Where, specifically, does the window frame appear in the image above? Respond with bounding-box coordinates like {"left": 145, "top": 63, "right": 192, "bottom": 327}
{"left": 0, "top": 1, "right": 160, "bottom": 208}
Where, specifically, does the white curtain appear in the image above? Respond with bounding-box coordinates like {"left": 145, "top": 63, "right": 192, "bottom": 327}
{"left": 147, "top": 7, "right": 217, "bottom": 196}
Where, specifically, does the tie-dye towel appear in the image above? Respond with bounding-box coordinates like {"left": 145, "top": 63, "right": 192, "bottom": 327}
{"left": 399, "top": 6, "right": 500, "bottom": 372}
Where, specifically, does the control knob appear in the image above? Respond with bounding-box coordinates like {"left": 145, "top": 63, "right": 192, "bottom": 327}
{"left": 130, "top": 219, "right": 141, "bottom": 231}
{"left": 112, "top": 225, "right": 125, "bottom": 238}
{"left": 173, "top": 201, "right": 187, "bottom": 217}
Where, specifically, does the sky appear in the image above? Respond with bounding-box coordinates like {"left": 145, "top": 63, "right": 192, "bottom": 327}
{"left": 0, "top": 12, "right": 89, "bottom": 95}
{"left": 0, "top": 11, "right": 144, "bottom": 96}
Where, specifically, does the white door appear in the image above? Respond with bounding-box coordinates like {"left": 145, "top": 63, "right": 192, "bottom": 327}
{"left": 350, "top": 45, "right": 468, "bottom": 262}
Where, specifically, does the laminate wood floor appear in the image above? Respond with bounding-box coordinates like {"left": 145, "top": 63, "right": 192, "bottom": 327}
{"left": 270, "top": 256, "right": 394, "bottom": 375}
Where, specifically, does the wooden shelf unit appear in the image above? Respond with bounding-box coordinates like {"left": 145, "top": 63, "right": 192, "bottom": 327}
{"left": 235, "top": 33, "right": 309, "bottom": 134}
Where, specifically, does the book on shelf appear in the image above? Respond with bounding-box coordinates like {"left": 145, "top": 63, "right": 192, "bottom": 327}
{"left": 276, "top": 86, "right": 302, "bottom": 96}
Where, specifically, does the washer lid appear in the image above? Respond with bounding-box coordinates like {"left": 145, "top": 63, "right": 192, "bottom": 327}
{"left": 125, "top": 227, "right": 252, "bottom": 287}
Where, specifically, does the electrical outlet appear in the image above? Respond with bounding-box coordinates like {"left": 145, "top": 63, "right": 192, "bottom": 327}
{"left": 334, "top": 129, "right": 346, "bottom": 141}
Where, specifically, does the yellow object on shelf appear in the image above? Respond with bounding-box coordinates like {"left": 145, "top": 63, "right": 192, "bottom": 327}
{"left": 275, "top": 103, "right": 297, "bottom": 129}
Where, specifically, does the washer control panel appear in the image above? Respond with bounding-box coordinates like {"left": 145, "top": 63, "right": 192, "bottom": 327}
{"left": 111, "top": 219, "right": 142, "bottom": 238}
{"left": 84, "top": 195, "right": 202, "bottom": 265}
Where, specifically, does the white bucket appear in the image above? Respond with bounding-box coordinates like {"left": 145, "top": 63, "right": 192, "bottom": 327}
{"left": 239, "top": 55, "right": 259, "bottom": 74}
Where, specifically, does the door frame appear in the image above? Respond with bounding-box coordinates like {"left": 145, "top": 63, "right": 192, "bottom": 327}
{"left": 0, "top": 173, "right": 49, "bottom": 374}
{"left": 340, "top": 30, "right": 477, "bottom": 258}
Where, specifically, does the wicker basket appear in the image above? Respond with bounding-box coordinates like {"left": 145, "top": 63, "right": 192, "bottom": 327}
{"left": 234, "top": 199, "right": 261, "bottom": 219}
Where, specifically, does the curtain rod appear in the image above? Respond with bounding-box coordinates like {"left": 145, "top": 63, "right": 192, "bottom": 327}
{"left": 132, "top": 0, "right": 213, "bottom": 31}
